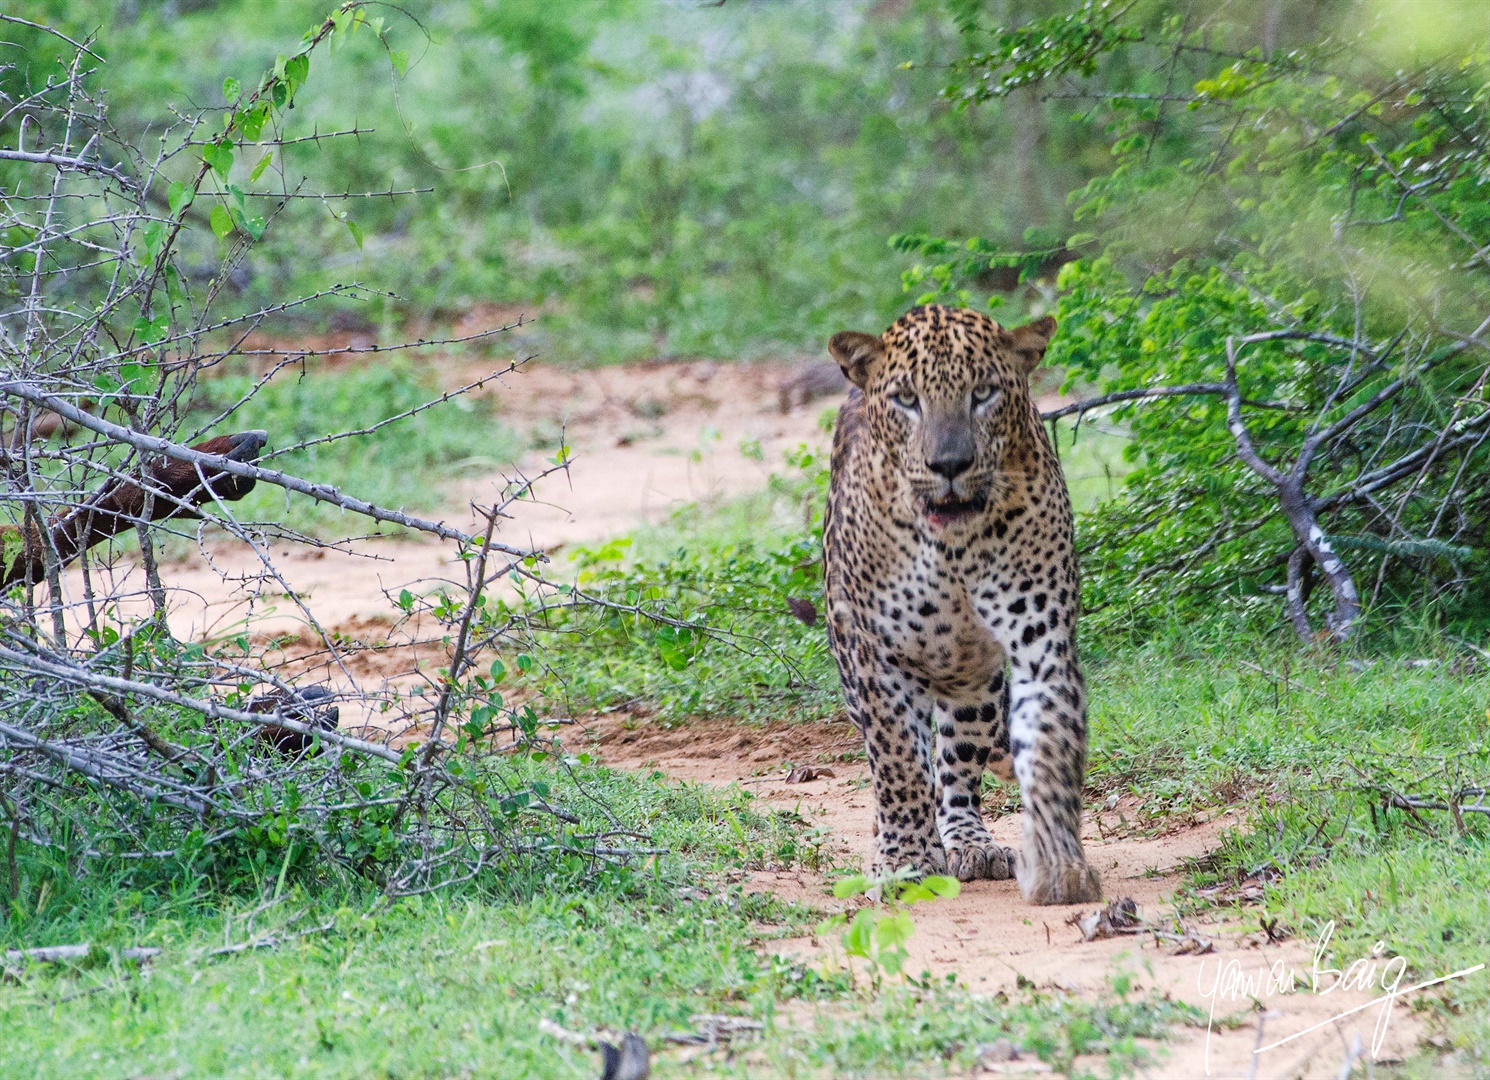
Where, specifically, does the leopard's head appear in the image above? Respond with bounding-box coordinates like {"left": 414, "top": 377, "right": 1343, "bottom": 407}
{"left": 829, "top": 304, "right": 1055, "bottom": 530}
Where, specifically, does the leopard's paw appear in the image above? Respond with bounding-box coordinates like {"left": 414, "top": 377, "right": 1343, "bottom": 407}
{"left": 872, "top": 834, "right": 949, "bottom": 880}
{"left": 1016, "top": 855, "right": 1101, "bottom": 906}
{"left": 946, "top": 839, "right": 1015, "bottom": 882}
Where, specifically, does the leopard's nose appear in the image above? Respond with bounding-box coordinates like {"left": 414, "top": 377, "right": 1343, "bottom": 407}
{"left": 927, "top": 450, "right": 974, "bottom": 480}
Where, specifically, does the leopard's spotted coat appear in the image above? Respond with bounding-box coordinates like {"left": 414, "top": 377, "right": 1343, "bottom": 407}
{"left": 823, "top": 304, "right": 1100, "bottom": 905}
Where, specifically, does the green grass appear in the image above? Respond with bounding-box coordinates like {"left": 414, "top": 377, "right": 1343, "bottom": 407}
{"left": 187, "top": 363, "right": 521, "bottom": 537}
{"left": 2, "top": 752, "right": 1199, "bottom": 1079}
{"left": 512, "top": 466, "right": 1490, "bottom": 1072}
{"left": 8, "top": 428, "right": 1488, "bottom": 1075}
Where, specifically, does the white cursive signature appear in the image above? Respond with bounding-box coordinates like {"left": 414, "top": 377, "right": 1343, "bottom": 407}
{"left": 1194, "top": 920, "right": 1483, "bottom": 1075}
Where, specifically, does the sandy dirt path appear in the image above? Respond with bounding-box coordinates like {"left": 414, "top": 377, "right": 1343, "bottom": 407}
{"left": 56, "top": 354, "right": 844, "bottom": 714}
{"left": 576, "top": 713, "right": 1425, "bottom": 1079}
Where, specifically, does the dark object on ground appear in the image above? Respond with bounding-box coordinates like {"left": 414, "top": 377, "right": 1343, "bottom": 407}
{"left": 599, "top": 1032, "right": 650, "bottom": 1080}
{"left": 1070, "top": 896, "right": 1142, "bottom": 941}
{"left": 1, "top": 429, "right": 269, "bottom": 588}
{"left": 785, "top": 597, "right": 817, "bottom": 626}
{"left": 247, "top": 685, "right": 341, "bottom": 754}
{"left": 785, "top": 765, "right": 835, "bottom": 783}
{"left": 777, "top": 360, "right": 846, "bottom": 413}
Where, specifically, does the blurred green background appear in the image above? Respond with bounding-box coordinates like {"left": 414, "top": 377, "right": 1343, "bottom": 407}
{"left": 15, "top": 0, "right": 1101, "bottom": 360}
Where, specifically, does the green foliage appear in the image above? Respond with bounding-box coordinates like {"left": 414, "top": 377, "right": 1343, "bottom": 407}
{"left": 824, "top": 869, "right": 961, "bottom": 984}
{"left": 522, "top": 447, "right": 839, "bottom": 722}
{"left": 1, "top": 0, "right": 1108, "bottom": 359}
{"left": 0, "top": 764, "right": 840, "bottom": 1078}
{"left": 917, "top": 0, "right": 1490, "bottom": 639}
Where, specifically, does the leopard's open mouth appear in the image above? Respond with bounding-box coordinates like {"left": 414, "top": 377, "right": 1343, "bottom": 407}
{"left": 920, "top": 494, "right": 987, "bottom": 528}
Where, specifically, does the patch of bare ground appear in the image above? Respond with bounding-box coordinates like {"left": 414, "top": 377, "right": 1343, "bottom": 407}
{"left": 572, "top": 712, "right": 1427, "bottom": 1079}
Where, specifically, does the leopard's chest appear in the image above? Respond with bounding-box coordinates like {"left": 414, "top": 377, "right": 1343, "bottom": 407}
{"left": 864, "top": 542, "right": 1009, "bottom": 698}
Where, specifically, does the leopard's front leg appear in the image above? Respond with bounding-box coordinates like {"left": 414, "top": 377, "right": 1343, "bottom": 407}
{"left": 1005, "top": 648, "right": 1101, "bottom": 905}
{"left": 847, "top": 671, "right": 947, "bottom": 879}
{"left": 933, "top": 676, "right": 1016, "bottom": 881}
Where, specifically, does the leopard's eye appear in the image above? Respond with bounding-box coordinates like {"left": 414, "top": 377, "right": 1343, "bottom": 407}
{"left": 971, "top": 384, "right": 997, "bottom": 405}
{"left": 891, "top": 388, "right": 919, "bottom": 410}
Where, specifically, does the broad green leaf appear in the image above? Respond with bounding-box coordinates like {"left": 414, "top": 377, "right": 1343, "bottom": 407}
{"left": 222, "top": 76, "right": 241, "bottom": 102}
{"left": 831, "top": 873, "right": 871, "bottom": 899}
{"left": 203, "top": 141, "right": 233, "bottom": 178}
{"left": 209, "top": 204, "right": 234, "bottom": 239}
{"left": 285, "top": 54, "right": 309, "bottom": 88}
{"left": 921, "top": 875, "right": 962, "bottom": 899}
{"left": 389, "top": 49, "right": 409, "bottom": 77}
{"left": 240, "top": 104, "right": 268, "bottom": 142}
{"left": 249, "top": 152, "right": 273, "bottom": 182}
{"left": 167, "top": 181, "right": 192, "bottom": 216}
{"left": 873, "top": 911, "right": 915, "bottom": 950}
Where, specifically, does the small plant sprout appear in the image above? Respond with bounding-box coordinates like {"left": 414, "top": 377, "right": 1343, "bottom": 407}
{"left": 821, "top": 868, "right": 961, "bottom": 988}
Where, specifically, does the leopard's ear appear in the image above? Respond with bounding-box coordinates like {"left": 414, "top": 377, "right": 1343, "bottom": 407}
{"left": 828, "top": 331, "right": 885, "bottom": 390}
{"left": 1009, "top": 315, "right": 1057, "bottom": 378}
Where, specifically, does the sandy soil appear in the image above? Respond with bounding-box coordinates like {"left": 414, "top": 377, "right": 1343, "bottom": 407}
{"left": 576, "top": 713, "right": 1427, "bottom": 1079}
{"left": 70, "top": 354, "right": 834, "bottom": 631}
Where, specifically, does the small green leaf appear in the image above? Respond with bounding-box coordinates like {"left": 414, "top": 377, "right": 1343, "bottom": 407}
{"left": 209, "top": 205, "right": 234, "bottom": 239}
{"left": 397, "top": 588, "right": 415, "bottom": 611}
{"left": 249, "top": 152, "right": 273, "bottom": 182}
{"left": 873, "top": 911, "right": 915, "bottom": 951}
{"left": 167, "top": 181, "right": 193, "bottom": 216}
{"left": 842, "top": 908, "right": 875, "bottom": 958}
{"left": 832, "top": 874, "right": 871, "bottom": 900}
{"left": 222, "top": 76, "right": 241, "bottom": 102}
{"left": 896, "top": 882, "right": 935, "bottom": 905}
{"left": 345, "top": 219, "right": 364, "bottom": 248}
{"left": 389, "top": 49, "right": 409, "bottom": 77}
{"left": 921, "top": 875, "right": 962, "bottom": 899}
{"left": 2, "top": 528, "right": 24, "bottom": 575}
{"left": 120, "top": 359, "right": 149, "bottom": 388}
{"left": 203, "top": 141, "right": 234, "bottom": 178}
{"left": 142, "top": 221, "right": 164, "bottom": 260}
{"left": 240, "top": 104, "right": 268, "bottom": 142}
{"left": 285, "top": 54, "right": 310, "bottom": 88}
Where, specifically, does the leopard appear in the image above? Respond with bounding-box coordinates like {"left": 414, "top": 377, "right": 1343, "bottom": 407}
{"left": 822, "top": 303, "right": 1101, "bottom": 906}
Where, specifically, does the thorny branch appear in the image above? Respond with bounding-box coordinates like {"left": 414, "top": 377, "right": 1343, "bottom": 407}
{"left": 0, "top": 9, "right": 666, "bottom": 895}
